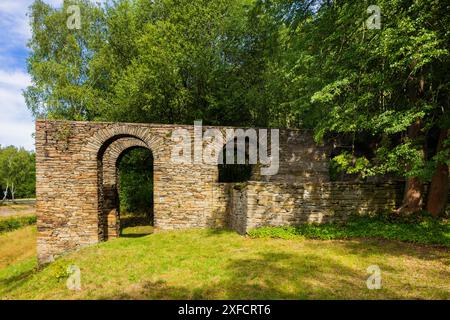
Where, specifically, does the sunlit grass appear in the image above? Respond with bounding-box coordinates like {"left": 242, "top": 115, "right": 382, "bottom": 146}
{"left": 121, "top": 225, "right": 154, "bottom": 238}
{"left": 0, "top": 226, "right": 449, "bottom": 300}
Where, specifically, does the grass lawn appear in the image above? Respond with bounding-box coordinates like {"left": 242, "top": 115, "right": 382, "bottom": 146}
{"left": 0, "top": 224, "right": 449, "bottom": 300}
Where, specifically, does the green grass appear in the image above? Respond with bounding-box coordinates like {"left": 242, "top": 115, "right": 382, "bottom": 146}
{"left": 0, "top": 215, "right": 36, "bottom": 235}
{"left": 0, "top": 225, "right": 449, "bottom": 300}
{"left": 249, "top": 215, "right": 450, "bottom": 247}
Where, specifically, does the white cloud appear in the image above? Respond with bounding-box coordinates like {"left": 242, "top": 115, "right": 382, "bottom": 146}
{"left": 0, "top": 1, "right": 69, "bottom": 46}
{"left": 0, "top": 121, "right": 35, "bottom": 151}
{"left": 0, "top": 69, "right": 34, "bottom": 151}
{"left": 0, "top": 0, "right": 109, "bottom": 151}
{"left": 0, "top": 1, "right": 32, "bottom": 50}
{"left": 0, "top": 69, "right": 30, "bottom": 89}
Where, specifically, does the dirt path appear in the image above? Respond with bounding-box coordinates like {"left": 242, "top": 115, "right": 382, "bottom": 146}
{"left": 0, "top": 203, "right": 35, "bottom": 218}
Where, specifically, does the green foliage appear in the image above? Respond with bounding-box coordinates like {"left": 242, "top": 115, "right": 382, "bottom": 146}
{"left": 25, "top": 0, "right": 106, "bottom": 120}
{"left": 50, "top": 263, "right": 72, "bottom": 282}
{"left": 118, "top": 148, "right": 153, "bottom": 215}
{"left": 0, "top": 215, "right": 37, "bottom": 234}
{"left": 25, "top": 0, "right": 450, "bottom": 199}
{"left": 0, "top": 146, "right": 36, "bottom": 199}
{"left": 248, "top": 214, "right": 450, "bottom": 246}
{"left": 330, "top": 151, "right": 370, "bottom": 178}
{"left": 120, "top": 213, "right": 152, "bottom": 229}
{"left": 26, "top": 0, "right": 269, "bottom": 127}
{"left": 255, "top": 0, "right": 450, "bottom": 180}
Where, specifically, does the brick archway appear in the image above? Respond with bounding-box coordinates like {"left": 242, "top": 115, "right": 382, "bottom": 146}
{"left": 100, "top": 137, "right": 151, "bottom": 240}
{"left": 83, "top": 126, "right": 164, "bottom": 243}
{"left": 81, "top": 124, "right": 164, "bottom": 160}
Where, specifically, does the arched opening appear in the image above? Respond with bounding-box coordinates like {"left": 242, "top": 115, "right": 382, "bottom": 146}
{"left": 98, "top": 135, "right": 155, "bottom": 241}
{"left": 116, "top": 147, "right": 154, "bottom": 237}
{"left": 218, "top": 138, "right": 254, "bottom": 183}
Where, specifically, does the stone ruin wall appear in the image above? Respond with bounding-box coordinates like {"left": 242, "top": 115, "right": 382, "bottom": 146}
{"left": 36, "top": 120, "right": 405, "bottom": 264}
{"left": 223, "top": 182, "right": 404, "bottom": 234}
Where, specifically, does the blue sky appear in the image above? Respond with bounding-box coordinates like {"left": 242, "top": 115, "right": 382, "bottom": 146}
{"left": 0, "top": 1, "right": 88, "bottom": 151}
{"left": 0, "top": 1, "right": 63, "bottom": 151}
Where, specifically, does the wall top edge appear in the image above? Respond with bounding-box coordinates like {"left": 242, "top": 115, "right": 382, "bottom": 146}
{"left": 35, "top": 119, "right": 315, "bottom": 133}
{"left": 215, "top": 181, "right": 405, "bottom": 187}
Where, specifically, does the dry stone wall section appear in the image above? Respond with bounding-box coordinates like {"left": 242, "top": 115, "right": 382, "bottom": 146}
{"left": 36, "top": 120, "right": 403, "bottom": 264}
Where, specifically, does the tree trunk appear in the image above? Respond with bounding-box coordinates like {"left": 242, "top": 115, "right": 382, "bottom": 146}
{"left": 1, "top": 184, "right": 8, "bottom": 203}
{"left": 11, "top": 183, "right": 15, "bottom": 203}
{"left": 397, "top": 177, "right": 424, "bottom": 215}
{"left": 426, "top": 129, "right": 450, "bottom": 217}
{"left": 397, "top": 119, "right": 424, "bottom": 215}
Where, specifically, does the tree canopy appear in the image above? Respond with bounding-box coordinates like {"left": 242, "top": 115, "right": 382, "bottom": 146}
{"left": 0, "top": 146, "right": 36, "bottom": 201}
{"left": 25, "top": 0, "right": 450, "bottom": 215}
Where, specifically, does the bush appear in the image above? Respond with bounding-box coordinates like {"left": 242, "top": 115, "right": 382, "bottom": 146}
{"left": 118, "top": 148, "right": 153, "bottom": 215}
{"left": 248, "top": 214, "right": 450, "bottom": 246}
{"left": 0, "top": 215, "right": 36, "bottom": 234}
{"left": 120, "top": 213, "right": 152, "bottom": 229}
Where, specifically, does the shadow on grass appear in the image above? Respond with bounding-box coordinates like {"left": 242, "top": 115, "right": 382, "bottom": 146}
{"left": 3, "top": 231, "right": 448, "bottom": 299}
{"left": 121, "top": 233, "right": 153, "bottom": 239}
{"left": 0, "top": 261, "right": 37, "bottom": 294}
{"left": 99, "top": 248, "right": 407, "bottom": 300}
{"left": 204, "top": 228, "right": 236, "bottom": 237}
{"left": 336, "top": 238, "right": 450, "bottom": 263}
{"left": 120, "top": 224, "right": 154, "bottom": 238}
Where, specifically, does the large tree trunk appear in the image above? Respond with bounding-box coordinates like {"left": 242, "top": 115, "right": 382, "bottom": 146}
{"left": 397, "top": 119, "right": 424, "bottom": 215}
{"left": 426, "top": 129, "right": 450, "bottom": 217}
{"left": 397, "top": 177, "right": 424, "bottom": 215}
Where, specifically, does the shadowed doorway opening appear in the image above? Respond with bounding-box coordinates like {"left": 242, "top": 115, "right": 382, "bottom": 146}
{"left": 218, "top": 138, "right": 254, "bottom": 183}
{"left": 117, "top": 147, "right": 154, "bottom": 238}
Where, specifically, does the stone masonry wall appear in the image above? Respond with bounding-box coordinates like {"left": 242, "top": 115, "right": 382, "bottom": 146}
{"left": 36, "top": 120, "right": 329, "bottom": 264}
{"left": 225, "top": 181, "right": 404, "bottom": 234}
{"left": 38, "top": 120, "right": 432, "bottom": 264}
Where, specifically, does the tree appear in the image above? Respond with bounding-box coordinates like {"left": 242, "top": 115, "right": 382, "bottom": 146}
{"left": 26, "top": 0, "right": 277, "bottom": 212}
{"left": 118, "top": 148, "right": 154, "bottom": 216}
{"left": 259, "top": 0, "right": 450, "bottom": 216}
{"left": 25, "top": 0, "right": 269, "bottom": 127}
{"left": 25, "top": 0, "right": 449, "bottom": 216}
{"left": 426, "top": 129, "right": 450, "bottom": 216}
{"left": 0, "top": 146, "right": 36, "bottom": 202}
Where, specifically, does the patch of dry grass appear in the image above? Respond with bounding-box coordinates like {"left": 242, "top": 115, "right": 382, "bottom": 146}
{"left": 0, "top": 226, "right": 36, "bottom": 269}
